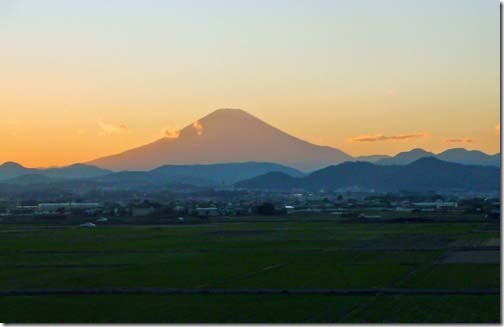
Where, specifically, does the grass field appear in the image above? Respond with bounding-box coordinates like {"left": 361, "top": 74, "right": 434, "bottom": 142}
{"left": 0, "top": 217, "right": 500, "bottom": 323}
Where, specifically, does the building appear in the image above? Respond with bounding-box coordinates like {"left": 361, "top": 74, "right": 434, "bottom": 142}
{"left": 37, "top": 202, "right": 101, "bottom": 213}
{"left": 284, "top": 205, "right": 295, "bottom": 214}
{"left": 412, "top": 201, "right": 458, "bottom": 210}
{"left": 131, "top": 206, "right": 155, "bottom": 217}
{"left": 196, "top": 207, "right": 220, "bottom": 218}
{"left": 79, "top": 222, "right": 96, "bottom": 228}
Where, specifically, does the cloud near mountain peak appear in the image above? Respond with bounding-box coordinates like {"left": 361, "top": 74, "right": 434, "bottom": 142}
{"left": 163, "top": 129, "right": 181, "bottom": 139}
{"left": 193, "top": 120, "right": 203, "bottom": 136}
{"left": 98, "top": 121, "right": 128, "bottom": 135}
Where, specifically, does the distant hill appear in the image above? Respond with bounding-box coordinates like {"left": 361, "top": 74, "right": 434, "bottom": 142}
{"left": 0, "top": 161, "right": 301, "bottom": 187}
{"left": 3, "top": 174, "right": 54, "bottom": 186}
{"left": 376, "top": 149, "right": 435, "bottom": 165}
{"left": 436, "top": 148, "right": 500, "bottom": 166}
{"left": 236, "top": 157, "right": 500, "bottom": 192}
{"left": 0, "top": 162, "right": 34, "bottom": 180}
{"left": 89, "top": 108, "right": 352, "bottom": 172}
{"left": 43, "top": 164, "right": 112, "bottom": 179}
{"left": 0, "top": 162, "right": 111, "bottom": 181}
{"left": 95, "top": 162, "right": 304, "bottom": 187}
{"left": 150, "top": 162, "right": 303, "bottom": 184}
{"left": 232, "top": 171, "right": 302, "bottom": 190}
{"left": 354, "top": 155, "right": 391, "bottom": 163}
{"left": 376, "top": 148, "right": 500, "bottom": 167}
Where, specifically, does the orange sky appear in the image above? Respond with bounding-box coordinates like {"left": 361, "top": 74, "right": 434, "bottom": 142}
{"left": 0, "top": 0, "right": 500, "bottom": 167}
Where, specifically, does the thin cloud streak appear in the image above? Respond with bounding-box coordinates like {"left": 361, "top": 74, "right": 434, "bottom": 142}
{"left": 350, "top": 133, "right": 428, "bottom": 142}
{"left": 444, "top": 137, "right": 474, "bottom": 143}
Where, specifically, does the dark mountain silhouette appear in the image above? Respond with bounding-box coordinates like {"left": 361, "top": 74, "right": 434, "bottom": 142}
{"left": 88, "top": 108, "right": 352, "bottom": 171}
{"left": 0, "top": 162, "right": 33, "bottom": 180}
{"left": 232, "top": 171, "right": 302, "bottom": 190}
{"left": 3, "top": 174, "right": 54, "bottom": 186}
{"left": 94, "top": 170, "right": 212, "bottom": 188}
{"left": 376, "top": 148, "right": 500, "bottom": 167}
{"left": 43, "top": 164, "right": 111, "bottom": 179}
{"left": 236, "top": 157, "right": 500, "bottom": 192}
{"left": 2, "top": 162, "right": 303, "bottom": 188}
{"left": 436, "top": 148, "right": 500, "bottom": 166}
{"left": 95, "top": 162, "right": 303, "bottom": 187}
{"left": 0, "top": 162, "right": 111, "bottom": 181}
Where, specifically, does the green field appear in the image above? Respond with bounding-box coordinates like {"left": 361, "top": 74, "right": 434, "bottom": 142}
{"left": 0, "top": 217, "right": 500, "bottom": 323}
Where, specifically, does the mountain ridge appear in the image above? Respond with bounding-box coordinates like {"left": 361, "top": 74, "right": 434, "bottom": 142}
{"left": 88, "top": 109, "right": 499, "bottom": 170}
{"left": 95, "top": 161, "right": 304, "bottom": 187}
{"left": 0, "top": 162, "right": 111, "bottom": 181}
{"left": 236, "top": 157, "right": 500, "bottom": 192}
{"left": 376, "top": 148, "right": 499, "bottom": 166}
{"left": 88, "top": 108, "right": 353, "bottom": 171}
{"left": 1, "top": 161, "right": 303, "bottom": 187}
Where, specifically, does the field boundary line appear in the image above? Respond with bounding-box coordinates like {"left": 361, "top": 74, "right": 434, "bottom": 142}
{"left": 0, "top": 288, "right": 498, "bottom": 296}
{"left": 1, "top": 246, "right": 498, "bottom": 255}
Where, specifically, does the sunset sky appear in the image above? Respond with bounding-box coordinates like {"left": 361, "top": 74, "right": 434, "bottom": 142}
{"left": 0, "top": 0, "right": 499, "bottom": 167}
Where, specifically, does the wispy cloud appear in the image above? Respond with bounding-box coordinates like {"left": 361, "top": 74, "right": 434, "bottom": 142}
{"left": 193, "top": 120, "right": 203, "bottom": 136}
{"left": 444, "top": 137, "right": 474, "bottom": 143}
{"left": 98, "top": 121, "right": 128, "bottom": 135}
{"left": 163, "top": 128, "right": 180, "bottom": 139}
{"left": 350, "top": 132, "right": 428, "bottom": 142}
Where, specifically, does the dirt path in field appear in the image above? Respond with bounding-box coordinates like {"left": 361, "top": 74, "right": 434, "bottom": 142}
{"left": 0, "top": 288, "right": 498, "bottom": 296}
{"left": 392, "top": 249, "right": 447, "bottom": 287}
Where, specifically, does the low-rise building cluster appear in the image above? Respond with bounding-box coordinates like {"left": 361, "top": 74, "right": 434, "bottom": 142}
{"left": 0, "top": 189, "right": 500, "bottom": 222}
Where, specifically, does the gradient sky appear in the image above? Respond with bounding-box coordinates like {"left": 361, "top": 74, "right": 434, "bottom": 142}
{"left": 0, "top": 0, "right": 499, "bottom": 167}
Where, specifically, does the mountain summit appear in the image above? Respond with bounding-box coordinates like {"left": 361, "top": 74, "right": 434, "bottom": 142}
{"left": 89, "top": 109, "right": 352, "bottom": 171}
{"left": 375, "top": 147, "right": 499, "bottom": 167}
